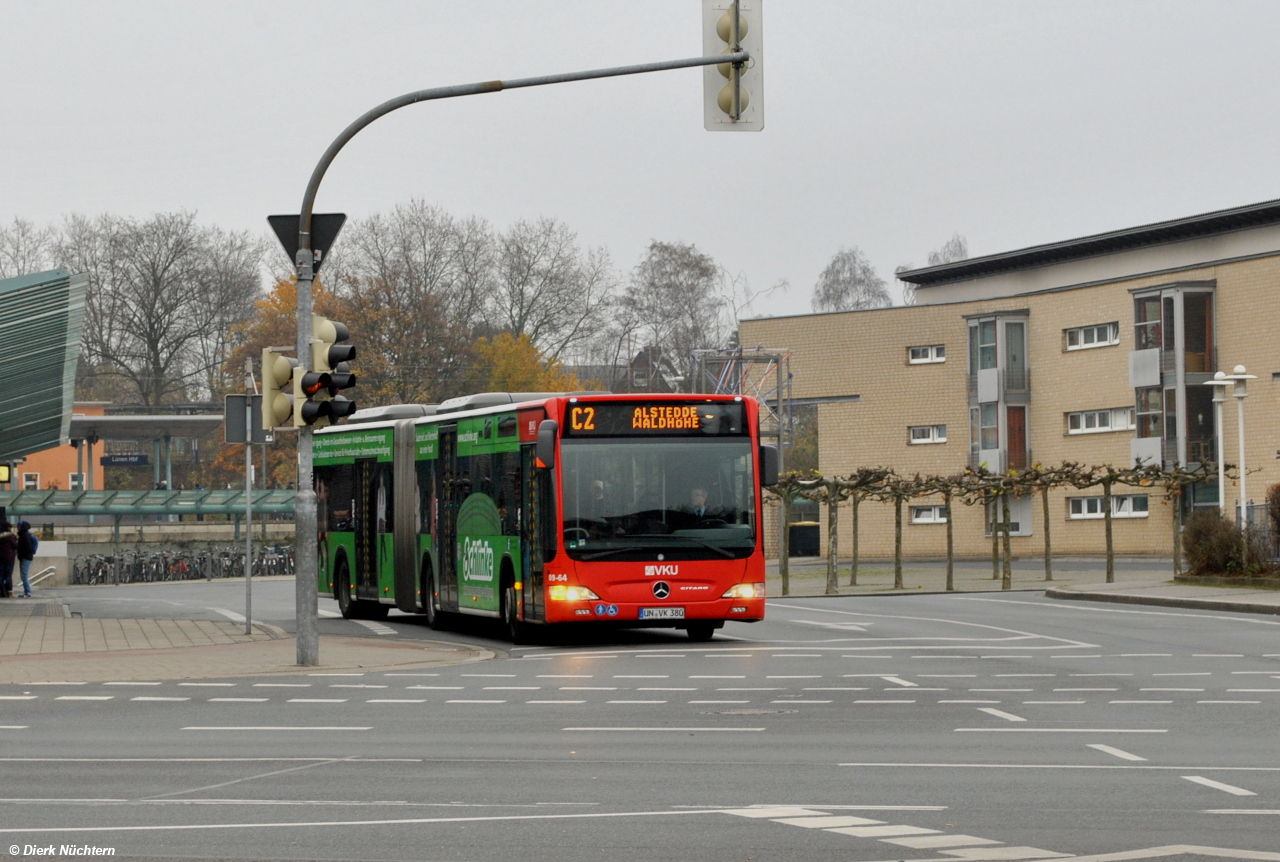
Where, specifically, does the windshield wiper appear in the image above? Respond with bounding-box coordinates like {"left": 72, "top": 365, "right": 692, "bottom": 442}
{"left": 580, "top": 545, "right": 650, "bottom": 561}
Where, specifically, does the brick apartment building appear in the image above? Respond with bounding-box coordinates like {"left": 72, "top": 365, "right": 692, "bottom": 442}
{"left": 740, "top": 199, "right": 1280, "bottom": 558}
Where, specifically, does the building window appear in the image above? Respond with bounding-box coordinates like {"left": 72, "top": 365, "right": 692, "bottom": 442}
{"left": 1135, "top": 387, "right": 1162, "bottom": 438}
{"left": 979, "top": 403, "right": 999, "bottom": 450}
{"left": 909, "top": 424, "right": 947, "bottom": 444}
{"left": 1067, "top": 407, "right": 1135, "bottom": 434}
{"left": 1134, "top": 296, "right": 1162, "bottom": 351}
{"left": 1066, "top": 322, "right": 1119, "bottom": 350}
{"left": 911, "top": 505, "right": 948, "bottom": 524}
{"left": 69, "top": 473, "right": 85, "bottom": 491}
{"left": 1068, "top": 494, "right": 1149, "bottom": 519}
{"left": 22, "top": 473, "right": 39, "bottom": 491}
{"left": 908, "top": 344, "right": 946, "bottom": 364}
{"left": 977, "top": 319, "right": 997, "bottom": 370}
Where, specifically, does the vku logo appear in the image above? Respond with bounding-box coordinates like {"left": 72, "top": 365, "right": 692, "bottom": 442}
{"left": 645, "top": 564, "right": 679, "bottom": 577}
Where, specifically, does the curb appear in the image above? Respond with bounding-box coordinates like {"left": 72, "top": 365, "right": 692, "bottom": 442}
{"left": 1045, "top": 587, "right": 1280, "bottom": 617}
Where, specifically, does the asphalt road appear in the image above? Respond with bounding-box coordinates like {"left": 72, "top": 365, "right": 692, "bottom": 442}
{"left": 5, "top": 582, "right": 1279, "bottom": 861}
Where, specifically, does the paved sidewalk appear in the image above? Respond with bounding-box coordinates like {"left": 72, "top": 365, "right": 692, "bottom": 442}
{"left": 767, "top": 554, "right": 1175, "bottom": 596}
{"left": 0, "top": 598, "right": 495, "bottom": 684}
{"left": 1047, "top": 579, "right": 1280, "bottom": 616}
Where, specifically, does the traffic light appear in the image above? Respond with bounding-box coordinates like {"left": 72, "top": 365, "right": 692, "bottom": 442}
{"left": 293, "top": 315, "right": 357, "bottom": 427}
{"left": 261, "top": 347, "right": 299, "bottom": 431}
{"left": 702, "top": 0, "right": 764, "bottom": 132}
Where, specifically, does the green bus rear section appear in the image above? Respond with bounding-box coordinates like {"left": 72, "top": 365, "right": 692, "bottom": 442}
{"left": 314, "top": 409, "right": 553, "bottom": 619}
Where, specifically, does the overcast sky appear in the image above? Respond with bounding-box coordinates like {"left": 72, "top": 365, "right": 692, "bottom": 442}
{"left": 4, "top": 1, "right": 1279, "bottom": 316}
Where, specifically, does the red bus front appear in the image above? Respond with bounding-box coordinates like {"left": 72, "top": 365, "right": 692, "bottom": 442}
{"left": 538, "top": 394, "right": 767, "bottom": 638}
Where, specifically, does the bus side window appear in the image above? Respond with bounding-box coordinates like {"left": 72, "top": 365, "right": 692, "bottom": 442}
{"left": 327, "top": 464, "right": 355, "bottom": 532}
{"left": 416, "top": 460, "right": 433, "bottom": 534}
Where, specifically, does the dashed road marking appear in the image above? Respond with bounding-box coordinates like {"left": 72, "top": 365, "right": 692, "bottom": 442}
{"left": 352, "top": 620, "right": 397, "bottom": 636}
{"left": 56, "top": 696, "right": 113, "bottom": 701}
{"left": 131, "top": 697, "right": 189, "bottom": 702}
{"left": 1087, "top": 744, "right": 1146, "bottom": 761}
{"left": 210, "top": 698, "right": 267, "bottom": 703}
{"left": 978, "top": 707, "right": 1026, "bottom": 722}
{"left": 1183, "top": 776, "right": 1257, "bottom": 796}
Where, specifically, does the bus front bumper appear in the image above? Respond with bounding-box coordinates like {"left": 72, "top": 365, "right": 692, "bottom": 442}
{"left": 542, "top": 597, "right": 764, "bottom": 625}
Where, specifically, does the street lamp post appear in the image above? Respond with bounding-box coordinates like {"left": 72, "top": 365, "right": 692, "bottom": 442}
{"left": 1205, "top": 371, "right": 1231, "bottom": 512}
{"left": 1227, "top": 364, "right": 1256, "bottom": 568}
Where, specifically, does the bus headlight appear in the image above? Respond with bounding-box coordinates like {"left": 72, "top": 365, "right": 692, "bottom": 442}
{"left": 721, "top": 583, "right": 766, "bottom": 599}
{"left": 549, "top": 585, "right": 600, "bottom": 602}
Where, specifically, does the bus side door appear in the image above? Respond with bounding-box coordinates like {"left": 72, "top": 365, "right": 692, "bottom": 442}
{"left": 436, "top": 426, "right": 459, "bottom": 609}
{"left": 354, "top": 458, "right": 379, "bottom": 601}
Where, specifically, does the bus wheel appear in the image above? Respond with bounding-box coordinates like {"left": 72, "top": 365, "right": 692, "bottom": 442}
{"left": 336, "top": 560, "right": 356, "bottom": 620}
{"left": 422, "top": 560, "right": 440, "bottom": 630}
{"left": 686, "top": 622, "right": 717, "bottom": 642}
{"left": 503, "top": 584, "right": 529, "bottom": 645}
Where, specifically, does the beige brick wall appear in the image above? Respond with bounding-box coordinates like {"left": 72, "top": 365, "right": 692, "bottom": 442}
{"left": 745, "top": 254, "right": 1280, "bottom": 560}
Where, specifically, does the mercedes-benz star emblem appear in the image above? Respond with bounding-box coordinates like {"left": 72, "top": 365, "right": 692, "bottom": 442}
{"left": 652, "top": 581, "right": 671, "bottom": 599}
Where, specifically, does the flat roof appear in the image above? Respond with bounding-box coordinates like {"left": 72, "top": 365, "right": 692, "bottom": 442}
{"left": 898, "top": 197, "right": 1280, "bottom": 288}
{"left": 69, "top": 414, "right": 224, "bottom": 441}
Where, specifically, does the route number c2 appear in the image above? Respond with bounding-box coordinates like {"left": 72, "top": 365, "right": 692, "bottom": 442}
{"left": 570, "top": 407, "right": 596, "bottom": 431}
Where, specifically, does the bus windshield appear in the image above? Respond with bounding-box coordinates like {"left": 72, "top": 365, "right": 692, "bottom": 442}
{"left": 560, "top": 438, "right": 756, "bottom": 561}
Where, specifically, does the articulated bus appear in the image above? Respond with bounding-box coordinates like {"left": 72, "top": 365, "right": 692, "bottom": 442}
{"left": 313, "top": 391, "right": 778, "bottom": 642}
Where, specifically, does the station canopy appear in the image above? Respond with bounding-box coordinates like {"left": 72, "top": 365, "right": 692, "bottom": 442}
{"left": 0, "top": 269, "right": 89, "bottom": 462}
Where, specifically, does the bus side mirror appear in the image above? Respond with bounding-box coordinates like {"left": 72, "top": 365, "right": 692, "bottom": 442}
{"left": 536, "top": 420, "right": 558, "bottom": 469}
{"left": 759, "top": 444, "right": 778, "bottom": 487}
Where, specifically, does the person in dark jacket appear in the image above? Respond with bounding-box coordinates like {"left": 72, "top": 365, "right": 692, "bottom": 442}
{"left": 16, "top": 521, "right": 35, "bottom": 597}
{"left": 0, "top": 522, "right": 16, "bottom": 599}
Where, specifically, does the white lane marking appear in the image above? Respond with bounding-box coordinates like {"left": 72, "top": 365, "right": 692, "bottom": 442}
{"left": 919, "top": 674, "right": 976, "bottom": 678}
{"left": 0, "top": 727, "right": 28, "bottom": 730}
{"left": 330, "top": 684, "right": 386, "bottom": 689}
{"left": 717, "top": 687, "right": 779, "bottom": 691}
{"left": 940, "top": 700, "right": 1000, "bottom": 704}
{"left": 539, "top": 675, "right": 592, "bottom": 679}
{"left": 177, "top": 722, "right": 366, "bottom": 727}
{"left": 839, "top": 762, "right": 1280, "bottom": 772}
{"left": 1022, "top": 701, "right": 1085, "bottom": 705}
{"left": 691, "top": 676, "right": 745, "bottom": 679}
{"left": 210, "top": 698, "right": 268, "bottom": 703}
{"left": 526, "top": 700, "right": 585, "bottom": 704}
{"left": 955, "top": 728, "right": 1167, "bottom": 733}
{"left": 352, "top": 620, "right": 396, "bottom": 636}
{"left": 1199, "top": 700, "right": 1260, "bottom": 704}
{"left": 1088, "top": 744, "right": 1146, "bottom": 761}
{"left": 213, "top": 608, "right": 245, "bottom": 622}
{"left": 1205, "top": 809, "right": 1280, "bottom": 814}
{"left": 771, "top": 654, "right": 822, "bottom": 658}
{"left": 383, "top": 673, "right": 439, "bottom": 677}
{"left": 1196, "top": 654, "right": 1244, "bottom": 657}
{"left": 767, "top": 675, "right": 821, "bottom": 679}
{"left": 1156, "top": 672, "right": 1211, "bottom": 676}
{"left": 927, "top": 845, "right": 1069, "bottom": 859}
{"left": 365, "top": 699, "right": 425, "bottom": 704}
{"left": 614, "top": 675, "right": 667, "bottom": 679}
{"left": 1229, "top": 688, "right": 1280, "bottom": 692}
{"left": 254, "top": 684, "right": 311, "bottom": 688}
{"left": 26, "top": 682, "right": 86, "bottom": 686}
{"left": 1109, "top": 700, "right": 1172, "bottom": 704}
{"left": 884, "top": 834, "right": 1003, "bottom": 849}
{"left": 447, "top": 700, "right": 506, "bottom": 704}
{"left": 0, "top": 696, "right": 36, "bottom": 700}
{"left": 1142, "top": 688, "right": 1204, "bottom": 692}
{"left": 1056, "top": 688, "right": 1117, "bottom": 692}
{"left": 1183, "top": 776, "right": 1257, "bottom": 796}
{"left": 180, "top": 683, "right": 234, "bottom": 687}
{"left": 882, "top": 676, "right": 918, "bottom": 688}
{"left": 1060, "top": 845, "right": 1280, "bottom": 861}
{"left": 563, "top": 727, "right": 764, "bottom": 732}
{"left": 407, "top": 686, "right": 463, "bottom": 690}
{"left": 462, "top": 674, "right": 517, "bottom": 678}
{"left": 103, "top": 681, "right": 162, "bottom": 686}
{"left": 56, "top": 696, "right": 113, "bottom": 701}
{"left": 721, "top": 807, "right": 833, "bottom": 818}
{"left": 1116, "top": 654, "right": 1172, "bottom": 657}
{"left": 995, "top": 674, "right": 1055, "bottom": 678}
{"left": 309, "top": 673, "right": 363, "bottom": 676}
{"left": 318, "top": 609, "right": 340, "bottom": 618}
{"left": 637, "top": 687, "right": 695, "bottom": 691}
{"left": 772, "top": 815, "right": 883, "bottom": 827}
{"left": 827, "top": 824, "right": 939, "bottom": 837}
{"left": 288, "top": 699, "right": 347, "bottom": 703}
{"left": 145, "top": 758, "right": 354, "bottom": 800}
{"left": 560, "top": 686, "right": 616, "bottom": 691}
{"left": 689, "top": 700, "right": 748, "bottom": 704}
{"left": 971, "top": 689, "right": 1033, "bottom": 693}
{"left": 608, "top": 700, "right": 667, "bottom": 704}
{"left": 484, "top": 686, "right": 541, "bottom": 691}
{"left": 131, "top": 697, "right": 190, "bottom": 702}
{"left": 804, "top": 687, "right": 869, "bottom": 691}
{"left": 1071, "top": 674, "right": 1132, "bottom": 677}
{"left": 978, "top": 708, "right": 1026, "bottom": 723}
{"left": 771, "top": 699, "right": 831, "bottom": 704}
{"left": 855, "top": 699, "right": 915, "bottom": 704}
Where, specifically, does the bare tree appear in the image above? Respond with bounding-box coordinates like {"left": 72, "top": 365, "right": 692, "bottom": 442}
{"left": 0, "top": 218, "right": 56, "bottom": 279}
{"left": 810, "top": 246, "right": 890, "bottom": 313}
{"left": 492, "top": 217, "right": 618, "bottom": 360}
{"left": 623, "top": 240, "right": 728, "bottom": 391}
{"left": 56, "top": 212, "right": 261, "bottom": 405}
{"left": 928, "top": 233, "right": 969, "bottom": 267}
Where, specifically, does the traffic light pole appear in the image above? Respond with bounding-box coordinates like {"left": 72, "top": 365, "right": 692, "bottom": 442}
{"left": 290, "top": 49, "right": 747, "bottom": 666}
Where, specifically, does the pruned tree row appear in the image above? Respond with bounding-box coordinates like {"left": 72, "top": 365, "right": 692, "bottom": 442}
{"left": 765, "top": 460, "right": 1223, "bottom": 596}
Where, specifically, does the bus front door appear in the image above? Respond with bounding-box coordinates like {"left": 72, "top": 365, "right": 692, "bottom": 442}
{"left": 436, "top": 427, "right": 458, "bottom": 609}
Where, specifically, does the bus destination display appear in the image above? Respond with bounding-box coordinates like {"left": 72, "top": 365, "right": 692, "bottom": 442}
{"left": 563, "top": 401, "right": 746, "bottom": 437}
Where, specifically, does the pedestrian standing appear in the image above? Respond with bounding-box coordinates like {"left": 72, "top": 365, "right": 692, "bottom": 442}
{"left": 16, "top": 521, "right": 36, "bottom": 597}
{"left": 0, "top": 522, "right": 17, "bottom": 598}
